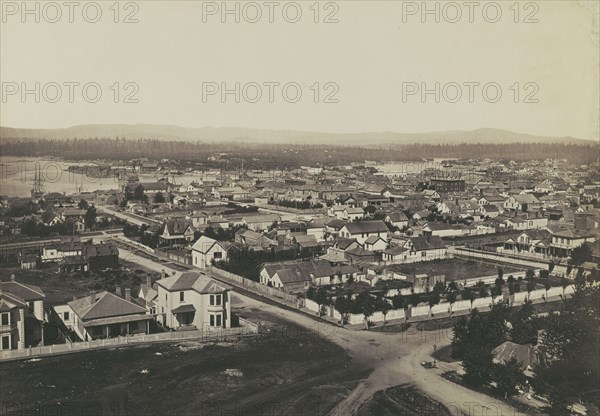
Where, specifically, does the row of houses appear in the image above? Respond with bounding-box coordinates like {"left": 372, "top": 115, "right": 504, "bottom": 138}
{"left": 0, "top": 269, "right": 234, "bottom": 352}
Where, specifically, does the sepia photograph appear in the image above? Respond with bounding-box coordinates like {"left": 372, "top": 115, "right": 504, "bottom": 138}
{"left": 0, "top": 1, "right": 599, "bottom": 415}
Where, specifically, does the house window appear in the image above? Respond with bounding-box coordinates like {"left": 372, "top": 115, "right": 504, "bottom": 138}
{"left": 210, "top": 295, "right": 214, "bottom": 306}
{"left": 209, "top": 313, "right": 222, "bottom": 327}
{"left": 64, "top": 312, "right": 70, "bottom": 321}
{"left": 213, "top": 252, "right": 222, "bottom": 259}
{"left": 214, "top": 294, "right": 222, "bottom": 306}
{"left": 1, "top": 336, "right": 9, "bottom": 350}
{"left": 179, "top": 292, "right": 185, "bottom": 302}
{"left": 1, "top": 313, "right": 9, "bottom": 326}
{"left": 28, "top": 302, "right": 34, "bottom": 314}
{"left": 421, "top": 251, "right": 426, "bottom": 257}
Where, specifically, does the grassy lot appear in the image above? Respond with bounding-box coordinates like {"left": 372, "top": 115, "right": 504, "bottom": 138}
{"left": 357, "top": 384, "right": 454, "bottom": 416}
{"left": 387, "top": 258, "right": 522, "bottom": 282}
{"left": 0, "top": 263, "right": 159, "bottom": 306}
{"left": 0, "top": 312, "right": 367, "bottom": 416}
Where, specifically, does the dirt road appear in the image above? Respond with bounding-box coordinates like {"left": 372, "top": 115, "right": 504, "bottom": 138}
{"left": 121, "top": 252, "right": 525, "bottom": 416}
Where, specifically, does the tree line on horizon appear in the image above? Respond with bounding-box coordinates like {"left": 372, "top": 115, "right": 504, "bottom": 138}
{"left": 1, "top": 137, "right": 597, "bottom": 166}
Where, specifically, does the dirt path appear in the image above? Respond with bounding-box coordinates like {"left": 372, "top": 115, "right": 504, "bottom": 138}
{"left": 122, "top": 253, "right": 524, "bottom": 416}
{"left": 233, "top": 292, "right": 523, "bottom": 416}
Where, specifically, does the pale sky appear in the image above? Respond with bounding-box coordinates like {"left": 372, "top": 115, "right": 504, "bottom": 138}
{"left": 1, "top": 0, "right": 599, "bottom": 139}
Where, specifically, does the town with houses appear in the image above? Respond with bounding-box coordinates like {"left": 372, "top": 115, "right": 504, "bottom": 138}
{"left": 0, "top": 152, "right": 599, "bottom": 416}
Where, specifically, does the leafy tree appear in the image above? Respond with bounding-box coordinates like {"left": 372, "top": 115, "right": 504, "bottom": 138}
{"left": 525, "top": 269, "right": 535, "bottom": 279}
{"left": 526, "top": 281, "right": 535, "bottom": 293}
{"left": 446, "top": 291, "right": 458, "bottom": 304}
{"left": 356, "top": 292, "right": 376, "bottom": 330}
{"left": 427, "top": 292, "right": 441, "bottom": 308}
{"left": 494, "top": 276, "right": 505, "bottom": 289}
{"left": 475, "top": 281, "right": 489, "bottom": 298}
{"left": 377, "top": 296, "right": 392, "bottom": 326}
{"left": 570, "top": 243, "right": 592, "bottom": 266}
{"left": 493, "top": 357, "right": 526, "bottom": 398}
{"left": 133, "top": 184, "right": 148, "bottom": 203}
{"left": 153, "top": 192, "right": 166, "bottom": 203}
{"left": 84, "top": 205, "right": 97, "bottom": 230}
{"left": 334, "top": 295, "right": 351, "bottom": 326}
{"left": 313, "top": 287, "right": 330, "bottom": 316}
{"left": 510, "top": 300, "right": 536, "bottom": 344}
{"left": 566, "top": 264, "right": 573, "bottom": 276}
{"left": 463, "top": 346, "right": 494, "bottom": 387}
{"left": 78, "top": 199, "right": 89, "bottom": 209}
{"left": 461, "top": 288, "right": 476, "bottom": 303}
{"left": 432, "top": 281, "right": 446, "bottom": 295}
{"left": 391, "top": 294, "right": 405, "bottom": 309}
{"left": 497, "top": 266, "right": 504, "bottom": 280}
{"left": 533, "top": 284, "right": 599, "bottom": 411}
{"left": 408, "top": 292, "right": 421, "bottom": 307}
{"left": 491, "top": 285, "right": 502, "bottom": 297}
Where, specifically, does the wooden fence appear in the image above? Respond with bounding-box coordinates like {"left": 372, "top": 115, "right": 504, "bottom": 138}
{"left": 0, "top": 323, "right": 258, "bottom": 362}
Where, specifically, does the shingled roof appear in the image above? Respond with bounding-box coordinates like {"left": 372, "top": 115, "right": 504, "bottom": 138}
{"left": 156, "top": 271, "right": 230, "bottom": 294}
{"left": 1, "top": 280, "right": 45, "bottom": 301}
{"left": 68, "top": 292, "right": 146, "bottom": 321}
{"left": 342, "top": 220, "right": 389, "bottom": 234}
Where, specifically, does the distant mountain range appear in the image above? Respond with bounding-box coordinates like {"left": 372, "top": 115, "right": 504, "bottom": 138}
{"left": 0, "top": 124, "right": 596, "bottom": 146}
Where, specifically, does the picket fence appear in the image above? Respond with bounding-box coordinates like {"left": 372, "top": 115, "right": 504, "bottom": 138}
{"left": 0, "top": 323, "right": 258, "bottom": 362}
{"left": 302, "top": 285, "right": 575, "bottom": 326}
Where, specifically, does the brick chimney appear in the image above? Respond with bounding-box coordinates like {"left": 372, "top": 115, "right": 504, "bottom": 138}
{"left": 73, "top": 295, "right": 77, "bottom": 301}
{"left": 146, "top": 275, "right": 151, "bottom": 288}
{"left": 10, "top": 274, "right": 16, "bottom": 282}
{"left": 89, "top": 293, "right": 95, "bottom": 303}
{"left": 115, "top": 285, "right": 121, "bottom": 296}
{"left": 125, "top": 288, "right": 131, "bottom": 302}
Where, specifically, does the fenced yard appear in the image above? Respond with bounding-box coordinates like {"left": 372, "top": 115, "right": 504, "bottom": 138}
{"left": 0, "top": 320, "right": 258, "bottom": 362}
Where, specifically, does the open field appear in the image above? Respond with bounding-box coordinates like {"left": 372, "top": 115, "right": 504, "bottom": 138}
{"left": 388, "top": 258, "right": 523, "bottom": 282}
{"left": 0, "top": 310, "right": 367, "bottom": 416}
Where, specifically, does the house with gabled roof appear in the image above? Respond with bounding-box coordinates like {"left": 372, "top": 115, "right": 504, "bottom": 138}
{"left": 260, "top": 260, "right": 361, "bottom": 291}
{"left": 159, "top": 220, "right": 195, "bottom": 245}
{"left": 550, "top": 229, "right": 596, "bottom": 257}
{"left": 492, "top": 341, "right": 539, "bottom": 370}
{"left": 344, "top": 206, "right": 365, "bottom": 221}
{"left": 384, "top": 212, "right": 409, "bottom": 229}
{"left": 422, "top": 222, "right": 472, "bottom": 238}
{"left": 293, "top": 234, "right": 320, "bottom": 250}
{"left": 383, "top": 235, "right": 448, "bottom": 264}
{"left": 235, "top": 228, "right": 277, "bottom": 249}
{"left": 504, "top": 194, "right": 540, "bottom": 212}
{"left": 364, "top": 235, "right": 387, "bottom": 252}
{"left": 339, "top": 220, "right": 389, "bottom": 245}
{"left": 155, "top": 271, "right": 232, "bottom": 330}
{"left": 242, "top": 214, "right": 281, "bottom": 231}
{"left": 0, "top": 276, "right": 45, "bottom": 350}
{"left": 137, "top": 275, "right": 158, "bottom": 317}
{"left": 54, "top": 289, "right": 151, "bottom": 341}
{"left": 191, "top": 235, "right": 236, "bottom": 269}
{"left": 478, "top": 204, "right": 500, "bottom": 218}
